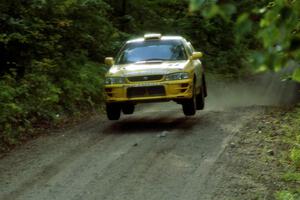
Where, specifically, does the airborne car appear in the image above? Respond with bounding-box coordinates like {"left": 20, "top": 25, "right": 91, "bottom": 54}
{"left": 104, "top": 34, "right": 207, "bottom": 120}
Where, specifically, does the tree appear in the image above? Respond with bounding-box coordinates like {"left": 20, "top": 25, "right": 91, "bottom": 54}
{"left": 190, "top": 0, "right": 300, "bottom": 81}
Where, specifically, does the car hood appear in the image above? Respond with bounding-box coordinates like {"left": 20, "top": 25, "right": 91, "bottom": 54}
{"left": 106, "top": 61, "right": 188, "bottom": 77}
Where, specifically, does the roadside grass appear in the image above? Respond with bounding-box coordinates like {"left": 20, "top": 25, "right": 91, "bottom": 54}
{"left": 273, "top": 106, "right": 300, "bottom": 200}
{"left": 235, "top": 105, "right": 300, "bottom": 200}
{"left": 282, "top": 172, "right": 300, "bottom": 182}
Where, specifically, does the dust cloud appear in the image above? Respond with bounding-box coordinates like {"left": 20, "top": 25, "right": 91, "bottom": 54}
{"left": 206, "top": 73, "right": 300, "bottom": 110}
{"left": 134, "top": 72, "right": 300, "bottom": 113}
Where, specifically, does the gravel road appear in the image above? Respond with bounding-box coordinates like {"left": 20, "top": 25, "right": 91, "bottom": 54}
{"left": 0, "top": 76, "right": 297, "bottom": 200}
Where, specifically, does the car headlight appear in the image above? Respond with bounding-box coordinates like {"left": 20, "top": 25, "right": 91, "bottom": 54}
{"left": 105, "top": 77, "right": 125, "bottom": 85}
{"left": 165, "top": 72, "right": 190, "bottom": 81}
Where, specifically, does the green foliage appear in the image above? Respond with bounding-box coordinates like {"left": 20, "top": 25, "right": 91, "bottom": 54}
{"left": 0, "top": 0, "right": 114, "bottom": 145}
{"left": 276, "top": 191, "right": 296, "bottom": 200}
{"left": 292, "top": 68, "right": 300, "bottom": 82}
{"left": 190, "top": 0, "right": 300, "bottom": 80}
{"left": 282, "top": 172, "right": 300, "bottom": 182}
{"left": 0, "top": 63, "right": 106, "bottom": 145}
{"left": 291, "top": 148, "right": 300, "bottom": 168}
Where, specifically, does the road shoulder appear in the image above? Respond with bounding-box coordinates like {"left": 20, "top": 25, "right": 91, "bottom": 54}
{"left": 208, "top": 106, "right": 300, "bottom": 200}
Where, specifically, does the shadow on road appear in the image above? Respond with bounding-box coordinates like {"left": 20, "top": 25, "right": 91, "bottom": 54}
{"left": 103, "top": 115, "right": 200, "bottom": 134}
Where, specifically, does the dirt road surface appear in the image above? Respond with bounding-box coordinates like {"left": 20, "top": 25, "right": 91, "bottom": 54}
{"left": 0, "top": 76, "right": 298, "bottom": 200}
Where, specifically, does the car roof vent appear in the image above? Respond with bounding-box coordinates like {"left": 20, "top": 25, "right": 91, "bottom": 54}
{"left": 144, "top": 33, "right": 162, "bottom": 40}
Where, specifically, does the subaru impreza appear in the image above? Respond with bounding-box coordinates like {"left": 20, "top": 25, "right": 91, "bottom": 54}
{"left": 104, "top": 34, "right": 207, "bottom": 120}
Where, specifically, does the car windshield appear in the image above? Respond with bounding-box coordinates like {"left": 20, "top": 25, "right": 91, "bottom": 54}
{"left": 116, "top": 40, "right": 187, "bottom": 64}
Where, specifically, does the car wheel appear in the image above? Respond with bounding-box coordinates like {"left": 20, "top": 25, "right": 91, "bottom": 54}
{"left": 122, "top": 104, "right": 135, "bottom": 115}
{"left": 106, "top": 103, "right": 121, "bottom": 120}
{"left": 196, "top": 85, "right": 205, "bottom": 110}
{"left": 203, "top": 74, "right": 208, "bottom": 97}
{"left": 182, "top": 84, "right": 196, "bottom": 116}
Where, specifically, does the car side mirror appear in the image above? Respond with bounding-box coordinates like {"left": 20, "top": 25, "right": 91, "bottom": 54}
{"left": 190, "top": 52, "right": 203, "bottom": 60}
{"left": 105, "top": 57, "right": 115, "bottom": 66}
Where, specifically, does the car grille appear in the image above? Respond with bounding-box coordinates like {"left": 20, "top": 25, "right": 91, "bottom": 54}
{"left": 127, "top": 75, "right": 163, "bottom": 82}
{"left": 127, "top": 86, "right": 165, "bottom": 98}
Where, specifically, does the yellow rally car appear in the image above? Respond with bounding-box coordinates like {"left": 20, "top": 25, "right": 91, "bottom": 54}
{"left": 104, "top": 34, "right": 207, "bottom": 120}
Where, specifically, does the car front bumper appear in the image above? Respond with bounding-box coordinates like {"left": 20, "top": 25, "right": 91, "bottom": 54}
{"left": 104, "top": 79, "right": 193, "bottom": 103}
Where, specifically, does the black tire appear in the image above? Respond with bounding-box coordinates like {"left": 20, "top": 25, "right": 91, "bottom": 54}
{"left": 182, "top": 84, "right": 196, "bottom": 116}
{"left": 203, "top": 75, "right": 208, "bottom": 97}
{"left": 196, "top": 85, "right": 205, "bottom": 110}
{"left": 122, "top": 104, "right": 135, "bottom": 115}
{"left": 106, "top": 103, "right": 121, "bottom": 120}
